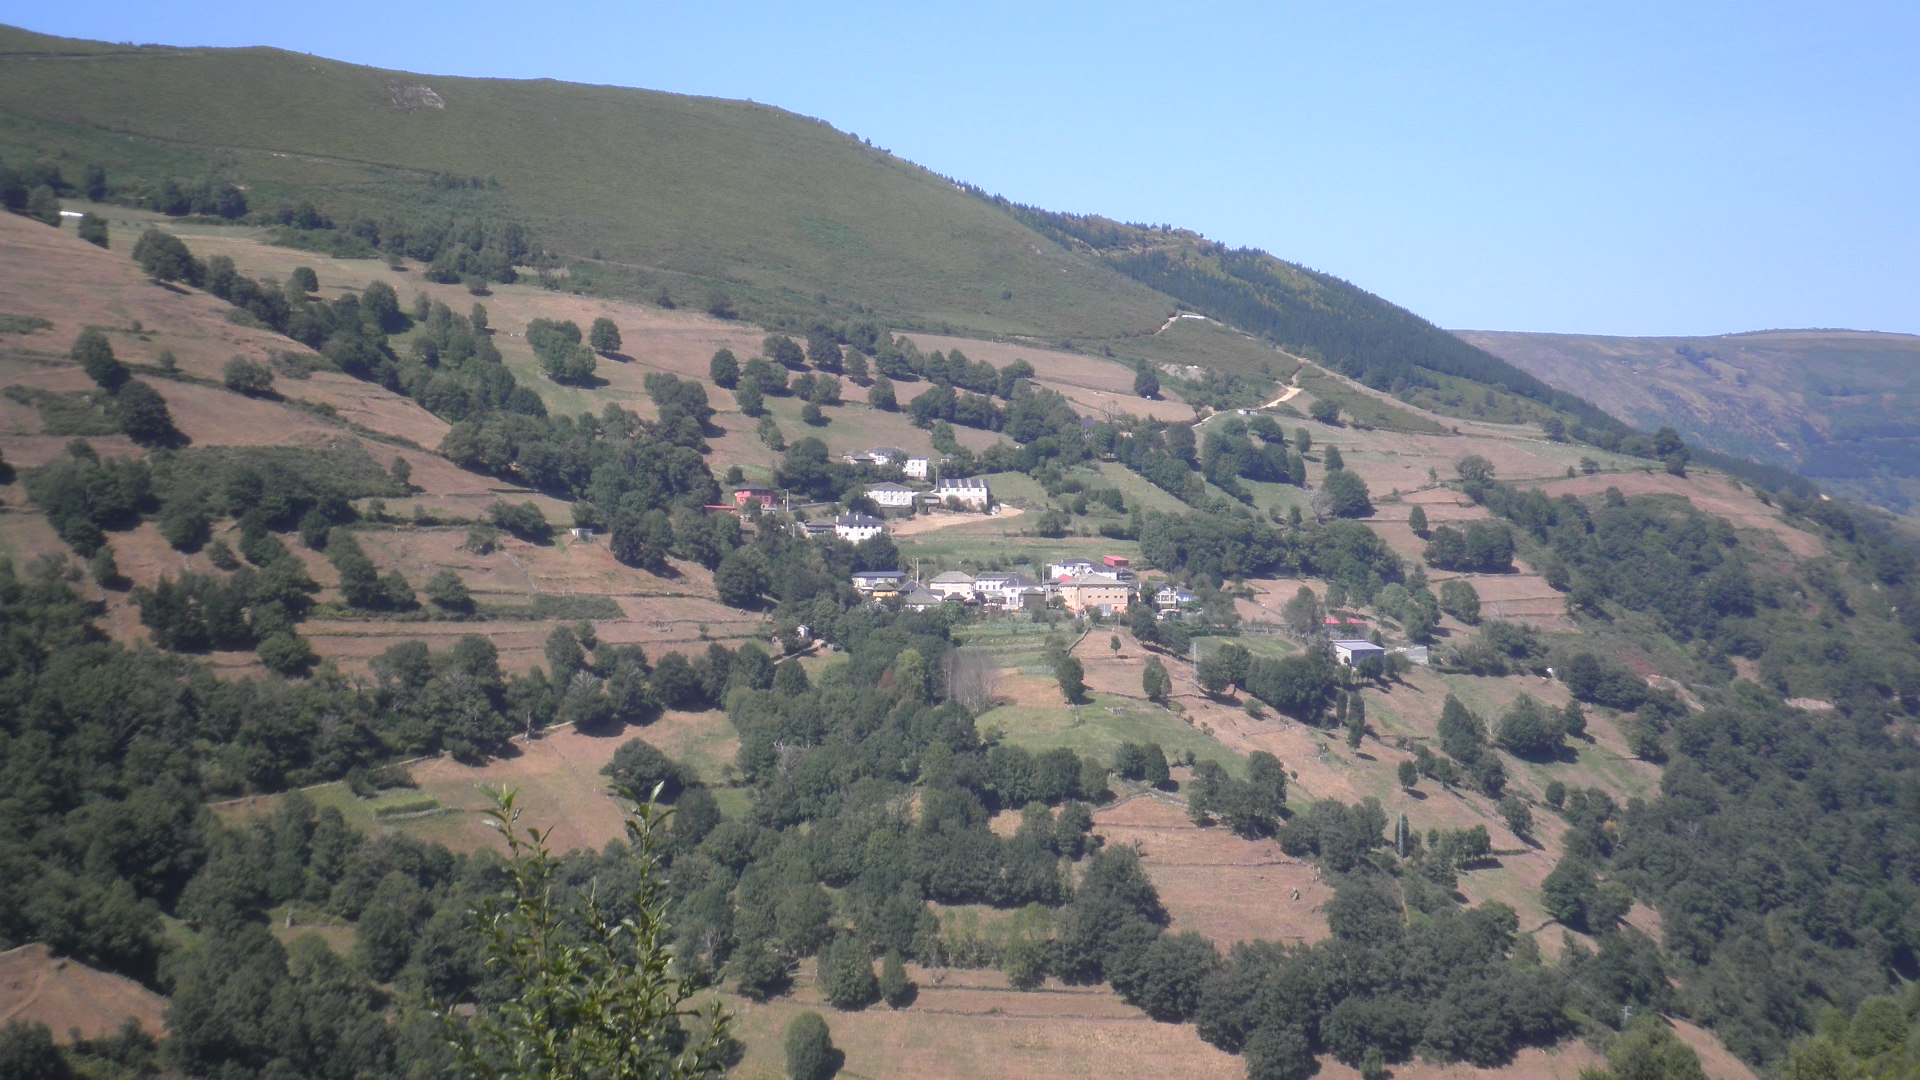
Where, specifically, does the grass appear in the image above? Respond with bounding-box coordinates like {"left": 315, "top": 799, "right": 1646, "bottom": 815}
{"left": 979, "top": 693, "right": 1246, "bottom": 777}
{"left": 1194, "top": 634, "right": 1300, "bottom": 661}
{"left": 899, "top": 530, "right": 1142, "bottom": 574}
{"left": 3, "top": 384, "right": 120, "bottom": 435}
{"left": 0, "top": 27, "right": 1173, "bottom": 343}
{"left": 1297, "top": 370, "right": 1450, "bottom": 435}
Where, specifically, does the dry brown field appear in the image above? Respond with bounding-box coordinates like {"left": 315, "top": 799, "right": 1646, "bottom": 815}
{"left": 1093, "top": 795, "right": 1333, "bottom": 947}
{"left": 0, "top": 943, "right": 168, "bottom": 1042}
{"left": 720, "top": 966, "right": 1243, "bottom": 1080}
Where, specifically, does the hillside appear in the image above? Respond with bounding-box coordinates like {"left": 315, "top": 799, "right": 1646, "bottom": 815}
{"left": 0, "top": 24, "right": 1174, "bottom": 344}
{"left": 2, "top": 27, "right": 1918, "bottom": 1080}
{"left": 1458, "top": 328, "right": 1920, "bottom": 514}
{"left": 0, "top": 23, "right": 1632, "bottom": 440}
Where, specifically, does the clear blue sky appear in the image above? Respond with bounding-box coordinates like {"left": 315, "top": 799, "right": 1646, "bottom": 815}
{"left": 17, "top": 1, "right": 1919, "bottom": 336}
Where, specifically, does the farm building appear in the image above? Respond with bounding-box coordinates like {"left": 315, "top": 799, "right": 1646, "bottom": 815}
{"left": 1331, "top": 639, "right": 1387, "bottom": 667}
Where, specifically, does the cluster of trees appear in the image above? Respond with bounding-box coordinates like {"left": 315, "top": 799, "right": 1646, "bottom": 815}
{"left": 527, "top": 317, "right": 597, "bottom": 384}
{"left": 266, "top": 201, "right": 536, "bottom": 284}
{"left": 65, "top": 328, "right": 179, "bottom": 445}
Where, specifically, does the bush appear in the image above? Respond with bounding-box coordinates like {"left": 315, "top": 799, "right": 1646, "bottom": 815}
{"left": 601, "top": 739, "right": 688, "bottom": 802}
{"left": 818, "top": 935, "right": 878, "bottom": 1010}
{"left": 257, "top": 631, "right": 316, "bottom": 676}
{"left": 222, "top": 357, "right": 276, "bottom": 396}
{"left": 424, "top": 568, "right": 472, "bottom": 611}
{"left": 784, "top": 1013, "right": 836, "bottom": 1080}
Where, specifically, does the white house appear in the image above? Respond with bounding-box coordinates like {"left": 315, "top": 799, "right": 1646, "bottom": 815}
{"left": 932, "top": 477, "right": 991, "bottom": 508}
{"left": 983, "top": 572, "right": 1043, "bottom": 609}
{"left": 1048, "top": 558, "right": 1098, "bottom": 581}
{"left": 970, "top": 570, "right": 1018, "bottom": 597}
{"left": 1331, "top": 639, "right": 1387, "bottom": 667}
{"left": 851, "top": 570, "right": 907, "bottom": 593}
{"left": 869, "top": 446, "right": 905, "bottom": 465}
{"left": 902, "top": 457, "right": 930, "bottom": 479}
{"left": 865, "top": 482, "right": 918, "bottom": 509}
{"left": 834, "top": 514, "right": 886, "bottom": 543}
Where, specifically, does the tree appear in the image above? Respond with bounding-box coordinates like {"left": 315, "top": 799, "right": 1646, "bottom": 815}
{"left": 1397, "top": 759, "right": 1418, "bottom": 789}
{"left": 26, "top": 183, "right": 60, "bottom": 225}
{"left": 709, "top": 348, "right": 739, "bottom": 388}
{"left": 1500, "top": 795, "right": 1533, "bottom": 839}
{"left": 784, "top": 1013, "right": 836, "bottom": 1080}
{"left": 735, "top": 380, "right": 765, "bottom": 417}
{"left": 112, "top": 380, "right": 178, "bottom": 446}
{"left": 0, "top": 1021, "right": 72, "bottom": 1080}
{"left": 1308, "top": 398, "right": 1340, "bottom": 424}
{"left": 713, "top": 549, "right": 766, "bottom": 609}
{"left": 1438, "top": 578, "right": 1481, "bottom": 624}
{"left": 439, "top": 789, "right": 733, "bottom": 1080}
{"left": 1407, "top": 504, "right": 1428, "bottom": 536}
{"left": 1496, "top": 695, "right": 1562, "bottom": 758}
{"left": 222, "top": 356, "right": 276, "bottom": 396}
{"left": 878, "top": 951, "right": 914, "bottom": 1008}
{"left": 589, "top": 317, "right": 623, "bottom": 355}
{"left": 818, "top": 935, "right": 878, "bottom": 1010}
{"left": 71, "top": 328, "right": 127, "bottom": 389}
{"left": 1282, "top": 586, "right": 1321, "bottom": 634}
{"left": 1319, "top": 469, "right": 1373, "bottom": 517}
{"left": 1054, "top": 655, "right": 1087, "bottom": 704}
{"left": 1134, "top": 367, "right": 1160, "bottom": 398}
{"left": 1142, "top": 657, "right": 1171, "bottom": 702}
{"left": 763, "top": 334, "right": 806, "bottom": 369}
{"left": 600, "top": 741, "right": 691, "bottom": 803}
{"left": 1244, "top": 1022, "right": 1315, "bottom": 1080}
{"left": 1196, "top": 653, "right": 1233, "bottom": 697}
{"left": 866, "top": 376, "right": 897, "bottom": 411}
{"left": 801, "top": 401, "right": 825, "bottom": 426}
{"left": 77, "top": 212, "right": 109, "bottom": 248}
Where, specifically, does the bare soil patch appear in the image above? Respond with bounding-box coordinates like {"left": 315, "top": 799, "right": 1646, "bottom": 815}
{"left": 0, "top": 943, "right": 167, "bottom": 1042}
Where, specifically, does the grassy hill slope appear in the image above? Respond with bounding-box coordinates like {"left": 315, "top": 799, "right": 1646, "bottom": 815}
{"left": 1459, "top": 328, "right": 1920, "bottom": 514}
{"left": 0, "top": 25, "right": 1170, "bottom": 342}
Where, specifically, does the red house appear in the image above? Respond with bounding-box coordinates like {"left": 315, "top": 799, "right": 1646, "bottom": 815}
{"left": 733, "top": 485, "right": 777, "bottom": 510}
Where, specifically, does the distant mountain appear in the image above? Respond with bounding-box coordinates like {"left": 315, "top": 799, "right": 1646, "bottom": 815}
{"left": 1458, "top": 329, "right": 1920, "bottom": 515}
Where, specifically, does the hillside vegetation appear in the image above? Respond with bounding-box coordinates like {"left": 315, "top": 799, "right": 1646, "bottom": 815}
{"left": 0, "top": 24, "right": 1171, "bottom": 342}
{"left": 1, "top": 25, "right": 1918, "bottom": 1080}
{"left": 1460, "top": 328, "right": 1920, "bottom": 515}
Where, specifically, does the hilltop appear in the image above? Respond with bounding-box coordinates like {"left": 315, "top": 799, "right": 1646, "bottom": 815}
{"left": 1458, "top": 328, "right": 1920, "bottom": 515}
{"left": 1, "top": 23, "right": 1624, "bottom": 439}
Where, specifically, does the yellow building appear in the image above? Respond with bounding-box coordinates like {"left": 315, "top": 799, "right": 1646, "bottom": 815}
{"left": 1059, "top": 574, "right": 1135, "bottom": 615}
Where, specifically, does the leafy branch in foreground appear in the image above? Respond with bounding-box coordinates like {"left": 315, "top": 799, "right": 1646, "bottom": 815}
{"left": 439, "top": 786, "right": 733, "bottom": 1080}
